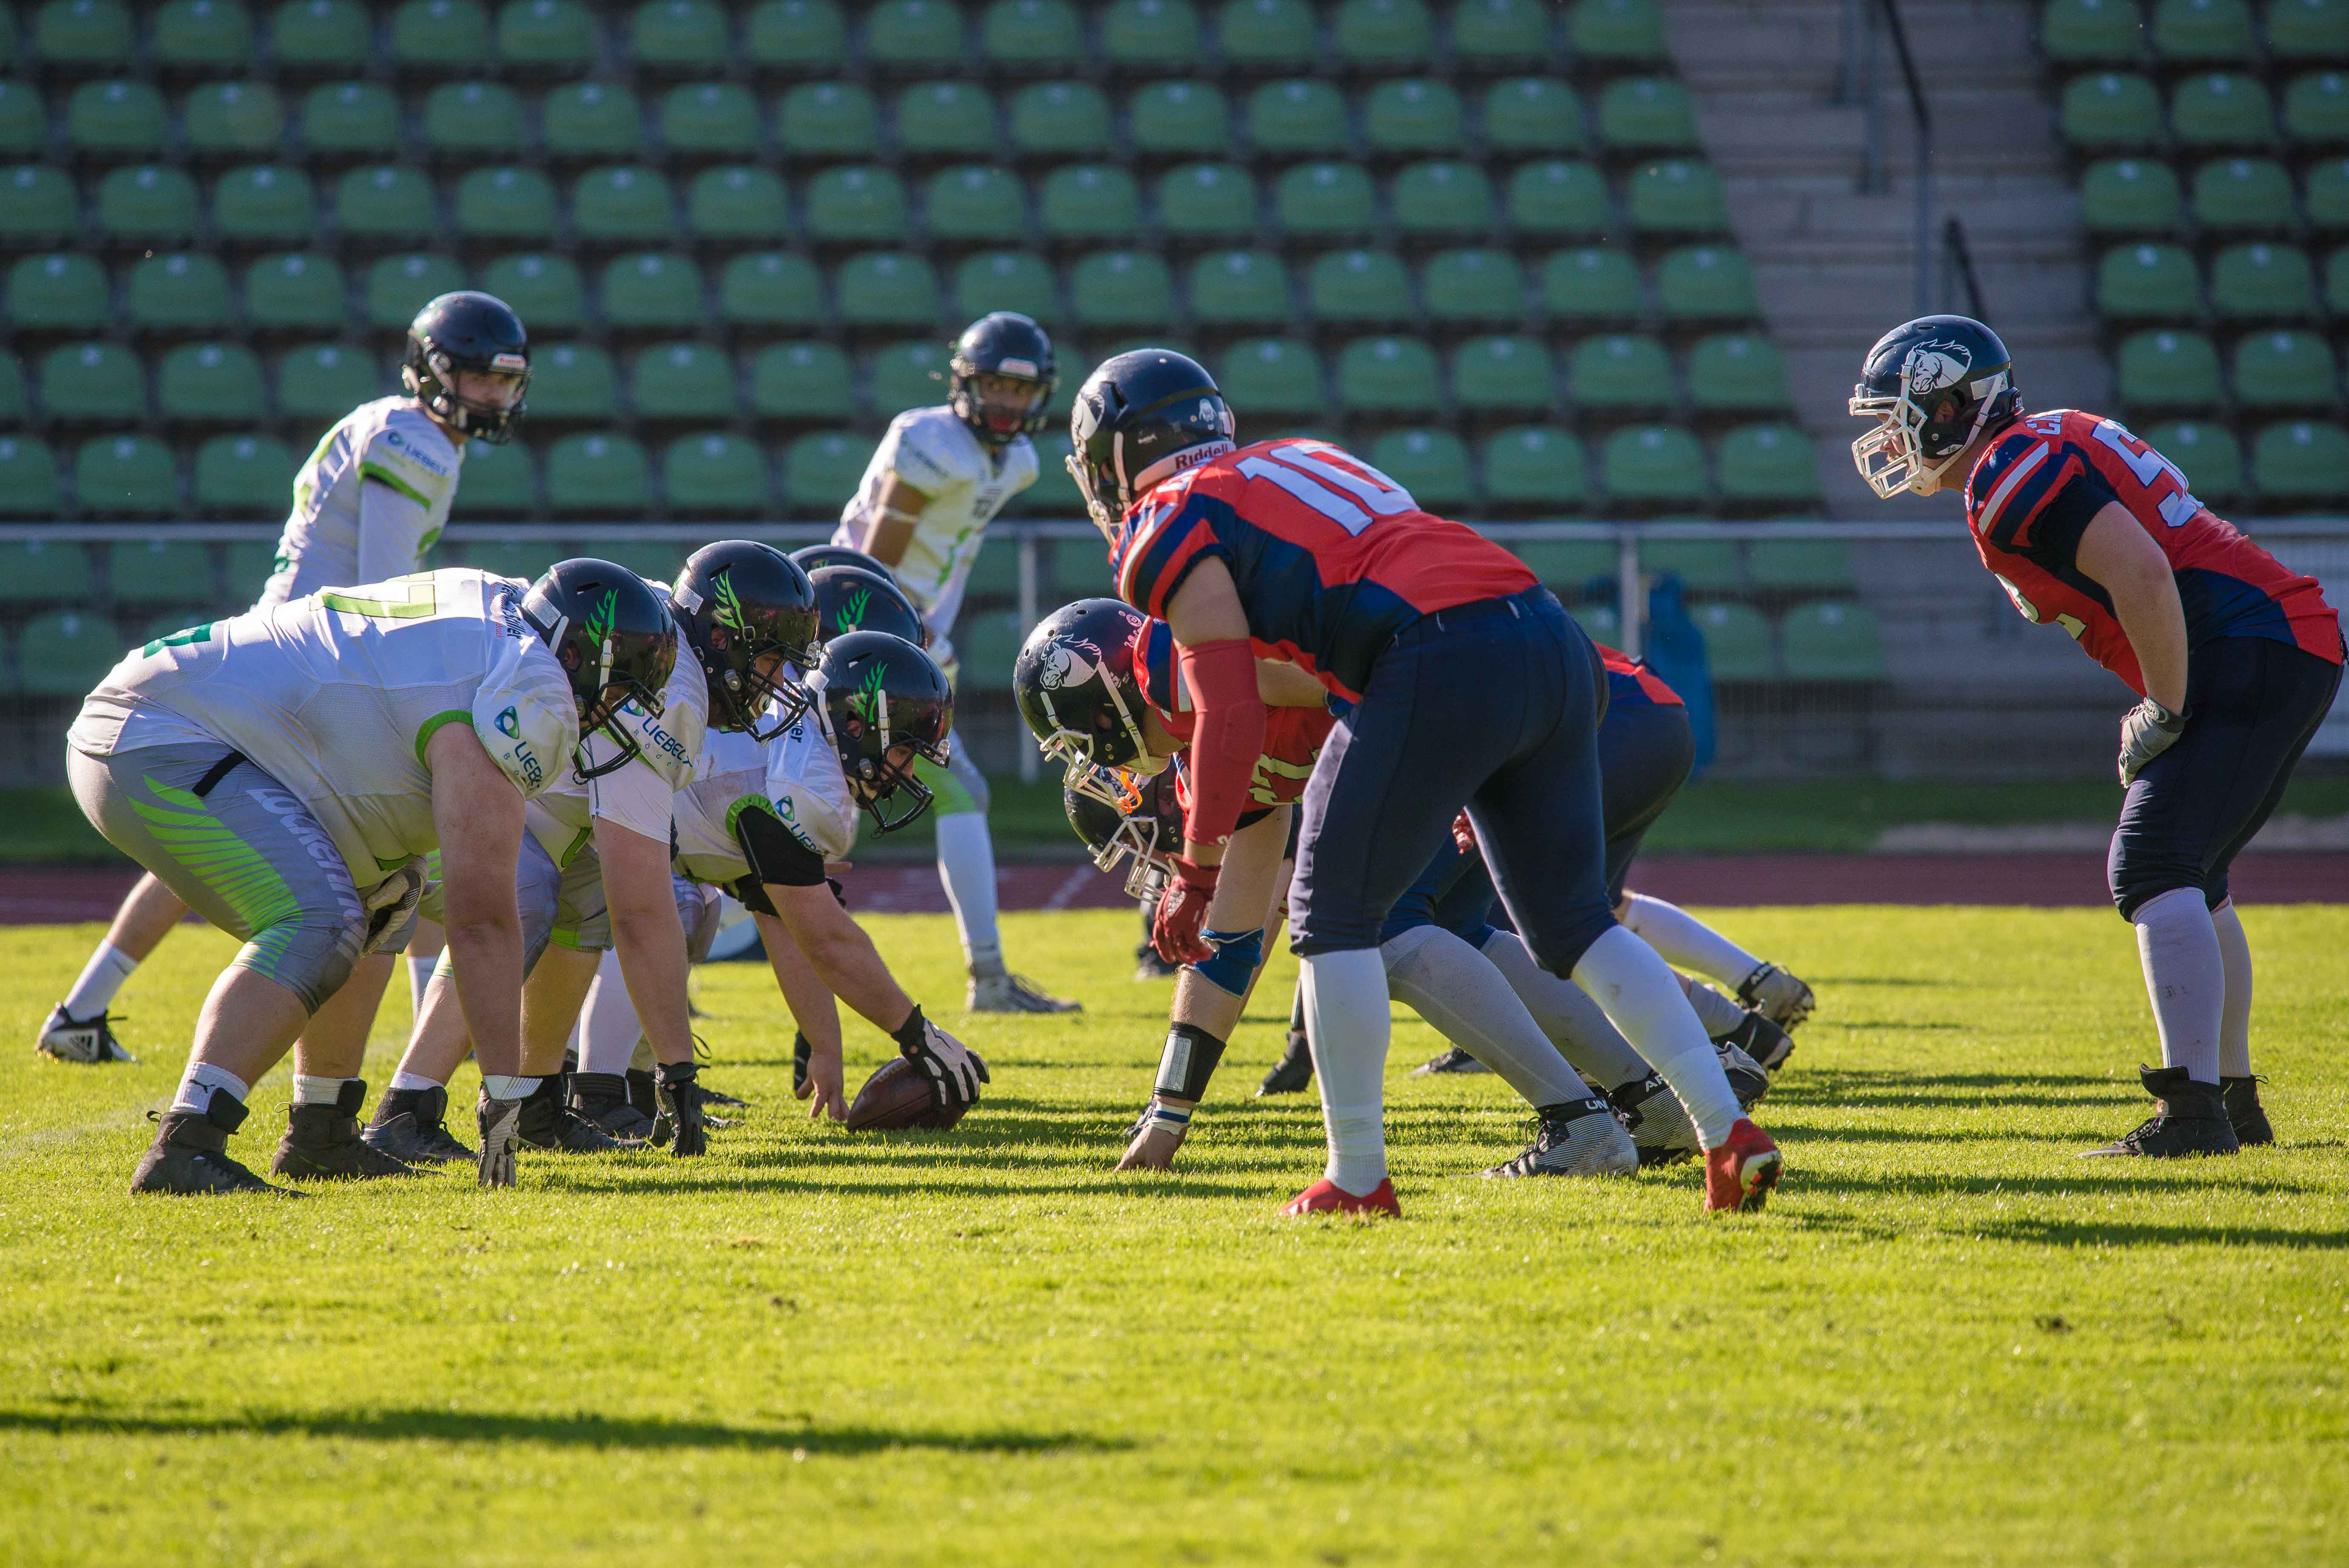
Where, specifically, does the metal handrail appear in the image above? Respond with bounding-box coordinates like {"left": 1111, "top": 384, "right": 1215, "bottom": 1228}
{"left": 1851, "top": 0, "right": 1936, "bottom": 318}
{"left": 1941, "top": 215, "right": 1991, "bottom": 324}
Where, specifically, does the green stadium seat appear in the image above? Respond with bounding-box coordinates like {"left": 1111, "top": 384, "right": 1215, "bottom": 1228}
{"left": 185, "top": 80, "right": 285, "bottom": 155}
{"left": 2039, "top": 0, "right": 2145, "bottom": 63}
{"left": 1598, "top": 77, "right": 1698, "bottom": 153}
{"left": 1217, "top": 0, "right": 1315, "bottom": 69}
{"left": 1308, "top": 246, "right": 1413, "bottom": 321}
{"left": 0, "top": 166, "right": 77, "bottom": 245}
{"left": 1422, "top": 247, "right": 1523, "bottom": 321}
{"left": 1158, "top": 162, "right": 1258, "bottom": 238}
{"left": 572, "top": 166, "right": 675, "bottom": 243}
{"left": 391, "top": 0, "right": 493, "bottom": 70}
{"left": 1451, "top": 334, "right": 1554, "bottom": 411}
{"left": 895, "top": 80, "right": 996, "bottom": 158}
{"left": 543, "top": 83, "right": 643, "bottom": 159}
{"left": 422, "top": 81, "right": 523, "bottom": 156}
{"left": 300, "top": 81, "right": 401, "bottom": 155}
{"left": 544, "top": 433, "right": 651, "bottom": 513}
{"left": 1738, "top": 538, "right": 1846, "bottom": 590}
{"left": 1189, "top": 248, "right": 1291, "bottom": 325}
{"left": 1484, "top": 78, "right": 1584, "bottom": 156}
{"left": 0, "top": 536, "right": 94, "bottom": 599}
{"left": 1072, "top": 249, "right": 1176, "bottom": 327}
{"left": 2252, "top": 418, "right": 2349, "bottom": 497}
{"left": 67, "top": 79, "right": 168, "bottom": 153}
{"left": 1131, "top": 81, "right": 1230, "bottom": 156}
{"left": 0, "top": 355, "right": 23, "bottom": 425}
{"left": 1249, "top": 80, "right": 1349, "bottom": 156}
{"left": 482, "top": 250, "right": 589, "bottom": 330}
{"left": 208, "top": 164, "right": 321, "bottom": 247}
{"left": 719, "top": 250, "right": 825, "bottom": 326}
{"left": 495, "top": 0, "right": 597, "bottom": 69}
{"left": 865, "top": 0, "right": 964, "bottom": 69}
{"left": 97, "top": 165, "right": 202, "bottom": 242}
{"left": 1647, "top": 537, "right": 1747, "bottom": 591}
{"left": 275, "top": 341, "right": 381, "bottom": 419}
{"left": 451, "top": 437, "right": 537, "bottom": 514}
{"left": 364, "top": 252, "right": 464, "bottom": 329}
{"left": 745, "top": 0, "right": 847, "bottom": 68}
{"left": 193, "top": 433, "right": 295, "bottom": 512}
{"left": 925, "top": 164, "right": 1028, "bottom": 241}
{"left": 1506, "top": 159, "right": 1608, "bottom": 236}
{"left": 1335, "top": 335, "right": 1442, "bottom": 413}
{"left": 39, "top": 341, "right": 145, "bottom": 422}
{"left": 869, "top": 338, "right": 949, "bottom": 413}
{"left": 661, "top": 82, "right": 759, "bottom": 156}
{"left": 1687, "top": 332, "right": 1792, "bottom": 412}
{"left": 1513, "top": 538, "right": 1610, "bottom": 589}
{"left": 750, "top": 340, "right": 854, "bottom": 420}
{"left": 2171, "top": 72, "right": 2274, "bottom": 148}
{"left": 526, "top": 341, "right": 619, "bottom": 418}
{"left": 1039, "top": 163, "right": 1142, "bottom": 240}
{"left": 1479, "top": 426, "right": 1586, "bottom": 511}
{"left": 34, "top": 0, "right": 136, "bottom": 68}
{"left": 154, "top": 0, "right": 256, "bottom": 68}
{"left": 2079, "top": 156, "right": 2184, "bottom": 232}
{"left": 1103, "top": 0, "right": 1202, "bottom": 68}
{"left": 2329, "top": 244, "right": 2349, "bottom": 311}
{"left": 2210, "top": 241, "right": 2316, "bottom": 320}
{"left": 1541, "top": 245, "right": 1643, "bottom": 322}
{"left": 159, "top": 341, "right": 266, "bottom": 423}
{"left": 629, "top": 340, "right": 737, "bottom": 420}
{"left": 2150, "top": 0, "right": 2255, "bottom": 60}
{"left": 75, "top": 435, "right": 179, "bottom": 515}
{"left": 1602, "top": 423, "right": 1705, "bottom": 505}
{"left": 2232, "top": 328, "right": 2339, "bottom": 408}
{"left": 1571, "top": 0, "right": 1667, "bottom": 63}
{"left": 2097, "top": 241, "right": 2199, "bottom": 315}
{"left": 953, "top": 249, "right": 1058, "bottom": 321}
{"left": 2309, "top": 156, "right": 2349, "bottom": 229}
{"left": 334, "top": 165, "right": 436, "bottom": 241}
{"left": 1656, "top": 243, "right": 1758, "bottom": 321}
{"left": 0, "top": 82, "right": 44, "bottom": 156}
{"left": 1334, "top": 0, "right": 1432, "bottom": 66}
{"left": 1368, "top": 429, "right": 1473, "bottom": 508}
{"left": 596, "top": 249, "right": 701, "bottom": 329}
{"left": 16, "top": 609, "right": 132, "bottom": 695}
{"left": 2140, "top": 419, "right": 2243, "bottom": 499}
{"left": 1365, "top": 79, "right": 1465, "bottom": 153}
{"left": 805, "top": 165, "right": 908, "bottom": 241}
{"left": 1780, "top": 599, "right": 1883, "bottom": 680}
{"left": 1010, "top": 82, "right": 1112, "bottom": 157}
{"left": 1452, "top": 0, "right": 1550, "bottom": 65}
{"left": 2268, "top": 0, "right": 2349, "bottom": 57}
{"left": 688, "top": 164, "right": 788, "bottom": 239}
{"left": 633, "top": 0, "right": 731, "bottom": 70}
{"left": 783, "top": 430, "right": 867, "bottom": 511}
{"left": 1393, "top": 159, "right": 1495, "bottom": 233}
{"left": 1717, "top": 423, "right": 1820, "bottom": 504}
{"left": 836, "top": 250, "right": 940, "bottom": 327}
{"left": 1217, "top": 337, "right": 1324, "bottom": 416}
{"left": 2284, "top": 71, "right": 2349, "bottom": 145}
{"left": 1627, "top": 158, "right": 1728, "bottom": 233}
{"left": 125, "top": 252, "right": 233, "bottom": 334}
{"left": 2123, "top": 324, "right": 2227, "bottom": 408}
{"left": 0, "top": 438, "right": 66, "bottom": 518}
{"left": 981, "top": 0, "right": 1081, "bottom": 65}
{"left": 1692, "top": 599, "right": 1773, "bottom": 678}
{"left": 2061, "top": 72, "right": 2162, "bottom": 148}
{"left": 2191, "top": 156, "right": 2295, "bottom": 230}
{"left": 1571, "top": 332, "right": 1672, "bottom": 412}
{"left": 663, "top": 431, "right": 768, "bottom": 512}
{"left": 777, "top": 82, "right": 877, "bottom": 155}
{"left": 8, "top": 254, "right": 109, "bottom": 332}
{"left": 1274, "top": 160, "right": 1376, "bottom": 236}
{"left": 273, "top": 0, "right": 373, "bottom": 70}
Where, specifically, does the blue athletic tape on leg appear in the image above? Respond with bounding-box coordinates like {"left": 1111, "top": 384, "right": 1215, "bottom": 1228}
{"left": 1188, "top": 927, "right": 1265, "bottom": 997}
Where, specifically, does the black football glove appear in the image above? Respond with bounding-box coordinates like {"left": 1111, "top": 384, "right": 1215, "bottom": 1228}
{"left": 651, "top": 1060, "right": 708, "bottom": 1157}
{"left": 2118, "top": 697, "right": 2186, "bottom": 787}
{"left": 890, "top": 1005, "right": 989, "bottom": 1111}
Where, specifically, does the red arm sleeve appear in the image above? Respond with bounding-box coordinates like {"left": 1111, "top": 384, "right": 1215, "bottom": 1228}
{"left": 1174, "top": 637, "right": 1266, "bottom": 849}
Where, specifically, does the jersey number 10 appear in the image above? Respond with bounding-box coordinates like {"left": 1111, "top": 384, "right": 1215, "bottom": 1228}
{"left": 1234, "top": 443, "right": 1418, "bottom": 536}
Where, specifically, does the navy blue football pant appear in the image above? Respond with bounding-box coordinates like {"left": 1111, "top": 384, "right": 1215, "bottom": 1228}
{"left": 2109, "top": 633, "right": 2341, "bottom": 920}
{"left": 1289, "top": 587, "right": 1619, "bottom": 974}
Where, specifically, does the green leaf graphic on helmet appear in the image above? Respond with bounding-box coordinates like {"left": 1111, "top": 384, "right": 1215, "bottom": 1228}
{"left": 583, "top": 588, "right": 617, "bottom": 648}
{"left": 713, "top": 572, "right": 749, "bottom": 632}
{"left": 518, "top": 559, "right": 679, "bottom": 784}
{"left": 809, "top": 565, "right": 926, "bottom": 647}
{"left": 841, "top": 587, "right": 870, "bottom": 631}
{"left": 815, "top": 631, "right": 953, "bottom": 835}
{"left": 849, "top": 656, "right": 889, "bottom": 725}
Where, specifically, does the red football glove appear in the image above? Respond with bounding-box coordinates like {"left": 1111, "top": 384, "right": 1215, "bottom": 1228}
{"left": 1451, "top": 810, "right": 1478, "bottom": 856}
{"left": 1152, "top": 857, "right": 1220, "bottom": 966}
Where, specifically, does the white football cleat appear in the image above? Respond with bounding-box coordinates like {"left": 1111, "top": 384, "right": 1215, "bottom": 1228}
{"left": 1480, "top": 1099, "right": 1639, "bottom": 1179}
{"left": 34, "top": 1003, "right": 138, "bottom": 1063}
{"left": 967, "top": 972, "right": 1081, "bottom": 1014}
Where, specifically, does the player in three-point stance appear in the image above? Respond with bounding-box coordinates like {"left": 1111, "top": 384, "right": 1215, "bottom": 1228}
{"left": 36, "top": 292, "right": 532, "bottom": 1067}
{"left": 1070, "top": 349, "right": 1780, "bottom": 1215}
{"left": 832, "top": 311, "right": 1077, "bottom": 1014}
{"left": 1851, "top": 315, "right": 2342, "bottom": 1156}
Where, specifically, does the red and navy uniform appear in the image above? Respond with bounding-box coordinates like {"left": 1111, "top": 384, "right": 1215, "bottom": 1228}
{"left": 1601, "top": 642, "right": 1686, "bottom": 710}
{"left": 1964, "top": 410, "right": 2343, "bottom": 917}
{"left": 1136, "top": 616, "right": 1333, "bottom": 815}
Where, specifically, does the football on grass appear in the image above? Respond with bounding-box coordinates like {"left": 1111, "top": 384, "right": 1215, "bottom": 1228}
{"left": 845, "top": 1056, "right": 965, "bottom": 1131}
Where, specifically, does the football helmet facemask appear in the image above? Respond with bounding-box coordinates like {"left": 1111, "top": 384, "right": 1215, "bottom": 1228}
{"left": 520, "top": 559, "right": 679, "bottom": 781}
{"left": 1849, "top": 314, "right": 2022, "bottom": 497}
{"left": 808, "top": 630, "right": 955, "bottom": 835}
{"left": 1064, "top": 762, "right": 1181, "bottom": 900}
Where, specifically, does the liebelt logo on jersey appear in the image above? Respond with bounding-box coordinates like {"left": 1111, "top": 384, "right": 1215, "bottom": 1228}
{"left": 495, "top": 706, "right": 520, "bottom": 737}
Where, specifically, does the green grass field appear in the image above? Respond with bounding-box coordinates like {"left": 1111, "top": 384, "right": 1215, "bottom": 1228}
{"left": 2, "top": 906, "right": 2345, "bottom": 1567}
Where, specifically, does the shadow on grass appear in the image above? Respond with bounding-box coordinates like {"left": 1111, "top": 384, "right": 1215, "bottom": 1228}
{"left": 1789, "top": 1170, "right": 2327, "bottom": 1200}
{"left": 0, "top": 1406, "right": 1133, "bottom": 1454}
{"left": 1970, "top": 1218, "right": 2349, "bottom": 1250}
{"left": 1774, "top": 1068, "right": 2133, "bottom": 1111}
{"left": 538, "top": 1168, "right": 1270, "bottom": 1200}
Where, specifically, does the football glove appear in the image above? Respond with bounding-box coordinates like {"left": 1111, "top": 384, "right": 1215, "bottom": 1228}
{"left": 360, "top": 859, "right": 426, "bottom": 957}
{"left": 1151, "top": 857, "right": 1219, "bottom": 966}
{"left": 891, "top": 1005, "right": 989, "bottom": 1110}
{"left": 2118, "top": 697, "right": 2186, "bottom": 787}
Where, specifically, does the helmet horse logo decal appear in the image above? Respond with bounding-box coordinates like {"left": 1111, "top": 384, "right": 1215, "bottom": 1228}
{"left": 1902, "top": 339, "right": 1974, "bottom": 399}
{"left": 1038, "top": 638, "right": 1102, "bottom": 691}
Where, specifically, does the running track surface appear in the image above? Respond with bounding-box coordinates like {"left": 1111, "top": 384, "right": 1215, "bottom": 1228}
{"left": 7, "top": 855, "right": 2348, "bottom": 925}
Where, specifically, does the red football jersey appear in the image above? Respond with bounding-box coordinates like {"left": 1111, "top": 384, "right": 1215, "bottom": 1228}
{"left": 1136, "top": 617, "right": 1331, "bottom": 807}
{"left": 1108, "top": 438, "right": 1538, "bottom": 701}
{"left": 1597, "top": 642, "right": 1684, "bottom": 707}
{"left": 1964, "top": 410, "right": 2340, "bottom": 695}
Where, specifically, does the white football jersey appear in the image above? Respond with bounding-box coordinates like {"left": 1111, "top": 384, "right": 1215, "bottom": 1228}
{"left": 257, "top": 397, "right": 463, "bottom": 608}
{"left": 71, "top": 569, "right": 575, "bottom": 886}
{"left": 668, "top": 725, "right": 770, "bottom": 887}
{"left": 668, "top": 700, "right": 862, "bottom": 888}
{"left": 525, "top": 644, "right": 709, "bottom": 865}
{"left": 833, "top": 404, "right": 1038, "bottom": 648}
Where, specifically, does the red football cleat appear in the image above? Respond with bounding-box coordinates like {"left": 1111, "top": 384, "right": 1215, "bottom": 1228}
{"left": 1281, "top": 1176, "right": 1402, "bottom": 1218}
{"left": 1703, "top": 1118, "right": 1782, "bottom": 1212}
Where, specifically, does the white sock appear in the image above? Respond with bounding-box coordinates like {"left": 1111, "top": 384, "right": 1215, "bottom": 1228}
{"left": 1300, "top": 948, "right": 1392, "bottom": 1195}
{"left": 935, "top": 812, "right": 1004, "bottom": 976}
{"left": 171, "top": 1061, "right": 251, "bottom": 1115}
{"left": 578, "top": 947, "right": 642, "bottom": 1075}
{"left": 388, "top": 1070, "right": 443, "bottom": 1092}
{"left": 481, "top": 1074, "right": 540, "bottom": 1100}
{"left": 291, "top": 1074, "right": 349, "bottom": 1105}
{"left": 2210, "top": 899, "right": 2253, "bottom": 1079}
{"left": 63, "top": 940, "right": 140, "bottom": 1017}
{"left": 1382, "top": 926, "right": 1591, "bottom": 1107}
{"left": 406, "top": 954, "right": 435, "bottom": 1014}
{"left": 1477, "top": 930, "right": 1652, "bottom": 1090}
{"left": 1572, "top": 925, "right": 1745, "bottom": 1147}
{"left": 1681, "top": 976, "right": 1749, "bottom": 1041}
{"left": 1620, "top": 894, "right": 1760, "bottom": 988}
{"left": 2133, "top": 887, "right": 2224, "bottom": 1084}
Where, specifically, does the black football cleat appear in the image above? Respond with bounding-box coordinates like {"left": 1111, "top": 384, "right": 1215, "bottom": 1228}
{"left": 1411, "top": 1046, "right": 1492, "bottom": 1076}
{"left": 1479, "top": 1098, "right": 1638, "bottom": 1178}
{"left": 518, "top": 1076, "right": 643, "bottom": 1152}
{"left": 272, "top": 1080, "right": 420, "bottom": 1180}
{"left": 1607, "top": 1072, "right": 1703, "bottom": 1168}
{"left": 626, "top": 1067, "right": 657, "bottom": 1119}
{"left": 2082, "top": 1065, "right": 2241, "bottom": 1159}
{"left": 35, "top": 1002, "right": 139, "bottom": 1063}
{"left": 1736, "top": 962, "right": 1815, "bottom": 1030}
{"left": 570, "top": 1071, "right": 656, "bottom": 1139}
{"left": 364, "top": 1085, "right": 475, "bottom": 1164}
{"left": 2221, "top": 1075, "right": 2274, "bottom": 1147}
{"left": 1717, "top": 1042, "right": 1772, "bottom": 1111}
{"left": 1721, "top": 1011, "right": 1795, "bottom": 1074}
{"left": 651, "top": 1061, "right": 709, "bottom": 1156}
{"left": 477, "top": 1092, "right": 520, "bottom": 1188}
{"left": 131, "top": 1093, "right": 299, "bottom": 1196}
{"left": 792, "top": 1030, "right": 813, "bottom": 1096}
{"left": 1256, "top": 1029, "right": 1315, "bottom": 1096}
